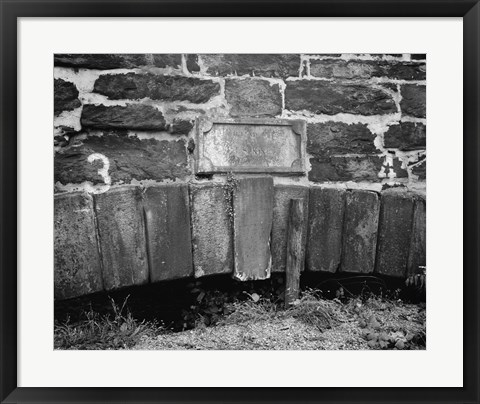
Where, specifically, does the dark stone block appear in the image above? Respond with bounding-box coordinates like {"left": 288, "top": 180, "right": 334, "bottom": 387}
{"left": 169, "top": 119, "right": 194, "bottom": 135}
{"left": 412, "top": 158, "right": 426, "bottom": 180}
{"left": 407, "top": 195, "right": 426, "bottom": 275}
{"left": 411, "top": 54, "right": 426, "bottom": 60}
{"left": 225, "top": 78, "right": 282, "bottom": 117}
{"left": 385, "top": 157, "right": 408, "bottom": 179}
{"left": 309, "top": 155, "right": 383, "bottom": 182}
{"left": 271, "top": 185, "right": 309, "bottom": 272}
{"left": 54, "top": 192, "right": 103, "bottom": 300}
{"left": 55, "top": 54, "right": 151, "bottom": 70}
{"left": 233, "top": 177, "right": 274, "bottom": 281}
{"left": 94, "top": 186, "right": 149, "bottom": 290}
{"left": 54, "top": 134, "right": 189, "bottom": 185}
{"left": 143, "top": 184, "right": 193, "bottom": 282}
{"left": 375, "top": 189, "right": 415, "bottom": 277}
{"left": 285, "top": 81, "right": 397, "bottom": 115}
{"left": 54, "top": 79, "right": 81, "bottom": 116}
{"left": 400, "top": 85, "right": 426, "bottom": 118}
{"left": 384, "top": 122, "right": 426, "bottom": 151}
{"left": 93, "top": 73, "right": 220, "bottom": 103}
{"left": 341, "top": 190, "right": 380, "bottom": 274}
{"left": 152, "top": 54, "right": 182, "bottom": 69}
{"left": 190, "top": 184, "right": 233, "bottom": 277}
{"left": 81, "top": 104, "right": 167, "bottom": 131}
{"left": 306, "top": 187, "right": 345, "bottom": 273}
{"left": 307, "top": 122, "right": 377, "bottom": 156}
{"left": 309, "top": 60, "right": 426, "bottom": 80}
{"left": 186, "top": 54, "right": 200, "bottom": 72}
{"left": 54, "top": 53, "right": 182, "bottom": 70}
{"left": 202, "top": 54, "right": 301, "bottom": 78}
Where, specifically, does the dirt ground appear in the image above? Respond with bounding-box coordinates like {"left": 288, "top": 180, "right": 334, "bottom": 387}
{"left": 132, "top": 295, "right": 426, "bottom": 350}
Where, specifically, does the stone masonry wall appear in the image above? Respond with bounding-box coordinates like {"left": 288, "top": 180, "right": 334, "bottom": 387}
{"left": 54, "top": 54, "right": 426, "bottom": 300}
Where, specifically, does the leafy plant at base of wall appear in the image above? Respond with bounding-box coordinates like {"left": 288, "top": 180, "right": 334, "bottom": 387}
{"left": 405, "top": 266, "right": 426, "bottom": 291}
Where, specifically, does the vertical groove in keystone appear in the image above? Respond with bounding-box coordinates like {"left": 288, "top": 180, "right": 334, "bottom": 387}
{"left": 94, "top": 186, "right": 149, "bottom": 291}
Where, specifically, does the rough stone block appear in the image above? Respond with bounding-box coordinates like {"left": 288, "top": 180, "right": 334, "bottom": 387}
{"left": 54, "top": 54, "right": 182, "bottom": 70}
{"left": 271, "top": 185, "right": 309, "bottom": 272}
{"left": 307, "top": 122, "right": 377, "bottom": 156}
{"left": 411, "top": 158, "right": 426, "bottom": 180}
{"left": 306, "top": 187, "right": 346, "bottom": 273}
{"left": 54, "top": 134, "right": 189, "bottom": 185}
{"left": 233, "top": 177, "right": 274, "bottom": 280}
{"left": 309, "top": 60, "right": 426, "bottom": 80}
{"left": 309, "top": 155, "right": 383, "bottom": 182}
{"left": 54, "top": 79, "right": 81, "bottom": 116}
{"left": 94, "top": 186, "right": 149, "bottom": 290}
{"left": 201, "top": 54, "right": 301, "bottom": 78}
{"left": 384, "top": 122, "right": 426, "bottom": 150}
{"left": 54, "top": 192, "right": 103, "bottom": 300}
{"left": 400, "top": 85, "right": 426, "bottom": 118}
{"left": 143, "top": 184, "right": 193, "bottom": 282}
{"left": 225, "top": 78, "right": 282, "bottom": 117}
{"left": 341, "top": 190, "right": 380, "bottom": 274}
{"left": 93, "top": 73, "right": 220, "bottom": 103}
{"left": 407, "top": 195, "right": 426, "bottom": 275}
{"left": 81, "top": 104, "right": 167, "bottom": 131}
{"left": 190, "top": 184, "right": 233, "bottom": 277}
{"left": 285, "top": 81, "right": 397, "bottom": 115}
{"left": 375, "top": 189, "right": 415, "bottom": 277}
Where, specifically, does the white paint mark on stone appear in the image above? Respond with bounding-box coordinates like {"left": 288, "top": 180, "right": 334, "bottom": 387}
{"left": 84, "top": 153, "right": 111, "bottom": 194}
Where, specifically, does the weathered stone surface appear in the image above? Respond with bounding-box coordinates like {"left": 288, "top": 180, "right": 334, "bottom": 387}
{"left": 54, "top": 192, "right": 103, "bottom": 300}
{"left": 202, "top": 54, "right": 300, "bottom": 78}
{"left": 233, "top": 177, "right": 274, "bottom": 281}
{"left": 285, "top": 81, "right": 397, "bottom": 115}
{"left": 54, "top": 134, "right": 189, "bottom": 185}
{"left": 407, "top": 195, "right": 426, "bottom": 275}
{"left": 143, "top": 184, "right": 193, "bottom": 282}
{"left": 375, "top": 189, "right": 415, "bottom": 277}
{"left": 196, "top": 118, "right": 305, "bottom": 174}
{"left": 271, "top": 185, "right": 309, "bottom": 272}
{"left": 152, "top": 54, "right": 182, "bottom": 69}
{"left": 306, "top": 187, "right": 345, "bottom": 273}
{"left": 400, "top": 85, "right": 426, "bottom": 118}
{"left": 341, "top": 190, "right": 380, "bottom": 274}
{"left": 93, "top": 73, "right": 220, "bottom": 103}
{"left": 54, "top": 53, "right": 181, "bottom": 70}
{"left": 94, "top": 186, "right": 149, "bottom": 290}
{"left": 411, "top": 54, "right": 426, "bottom": 60}
{"left": 309, "top": 60, "right": 426, "bottom": 80}
{"left": 190, "top": 184, "right": 233, "bottom": 277}
{"left": 384, "top": 122, "right": 426, "bottom": 150}
{"left": 169, "top": 119, "right": 194, "bottom": 135}
{"left": 309, "top": 155, "right": 383, "bottom": 182}
{"left": 186, "top": 54, "right": 200, "bottom": 72}
{"left": 54, "top": 79, "right": 81, "bottom": 116}
{"left": 307, "top": 122, "right": 377, "bottom": 156}
{"left": 81, "top": 104, "right": 167, "bottom": 131}
{"left": 55, "top": 54, "right": 148, "bottom": 69}
{"left": 225, "top": 78, "right": 282, "bottom": 117}
{"left": 411, "top": 158, "right": 426, "bottom": 180}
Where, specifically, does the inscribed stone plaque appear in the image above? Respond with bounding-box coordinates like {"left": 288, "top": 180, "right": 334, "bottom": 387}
{"left": 195, "top": 118, "right": 306, "bottom": 174}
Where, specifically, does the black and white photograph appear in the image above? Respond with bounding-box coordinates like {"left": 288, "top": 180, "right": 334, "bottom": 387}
{"left": 53, "top": 53, "right": 426, "bottom": 351}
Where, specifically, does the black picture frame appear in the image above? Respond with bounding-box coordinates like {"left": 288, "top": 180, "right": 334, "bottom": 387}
{"left": 1, "top": 1, "right": 478, "bottom": 403}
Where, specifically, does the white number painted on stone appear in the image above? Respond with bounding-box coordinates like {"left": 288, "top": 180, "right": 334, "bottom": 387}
{"left": 86, "top": 153, "right": 111, "bottom": 194}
